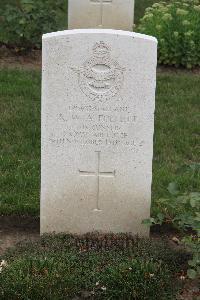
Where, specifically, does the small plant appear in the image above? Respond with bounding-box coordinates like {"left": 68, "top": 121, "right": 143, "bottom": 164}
{"left": 143, "top": 163, "right": 200, "bottom": 279}
{"left": 182, "top": 236, "right": 200, "bottom": 279}
{"left": 138, "top": 0, "right": 200, "bottom": 69}
{"left": 0, "top": 0, "right": 66, "bottom": 51}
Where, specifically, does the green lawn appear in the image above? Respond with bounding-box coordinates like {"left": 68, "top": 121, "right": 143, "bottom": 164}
{"left": 0, "top": 70, "right": 40, "bottom": 215}
{"left": 0, "top": 233, "right": 188, "bottom": 299}
{"left": 0, "top": 69, "right": 199, "bottom": 215}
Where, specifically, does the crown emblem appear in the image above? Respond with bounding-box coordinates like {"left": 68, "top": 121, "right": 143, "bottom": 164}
{"left": 92, "top": 41, "right": 110, "bottom": 58}
{"left": 72, "top": 42, "right": 125, "bottom": 102}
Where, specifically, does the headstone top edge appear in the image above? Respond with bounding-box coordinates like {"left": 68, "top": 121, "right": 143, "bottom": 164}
{"left": 42, "top": 29, "right": 157, "bottom": 44}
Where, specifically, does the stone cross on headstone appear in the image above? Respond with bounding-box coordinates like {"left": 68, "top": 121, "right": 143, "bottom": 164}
{"left": 68, "top": 0, "right": 135, "bottom": 31}
{"left": 90, "top": 0, "right": 113, "bottom": 27}
{"left": 79, "top": 151, "right": 116, "bottom": 211}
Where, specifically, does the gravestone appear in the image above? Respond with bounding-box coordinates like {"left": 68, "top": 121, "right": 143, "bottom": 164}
{"left": 68, "top": 0, "right": 134, "bottom": 31}
{"left": 41, "top": 29, "right": 157, "bottom": 236}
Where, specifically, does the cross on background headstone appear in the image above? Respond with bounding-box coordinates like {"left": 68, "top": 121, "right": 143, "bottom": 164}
{"left": 68, "top": 0, "right": 135, "bottom": 31}
{"left": 79, "top": 151, "right": 116, "bottom": 211}
{"left": 90, "top": 0, "right": 113, "bottom": 27}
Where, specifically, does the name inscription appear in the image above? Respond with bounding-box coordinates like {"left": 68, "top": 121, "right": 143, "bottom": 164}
{"left": 49, "top": 104, "right": 144, "bottom": 150}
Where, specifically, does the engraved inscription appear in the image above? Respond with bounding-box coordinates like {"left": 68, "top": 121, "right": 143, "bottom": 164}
{"left": 49, "top": 103, "right": 144, "bottom": 150}
{"left": 79, "top": 151, "right": 115, "bottom": 211}
{"left": 90, "top": 0, "right": 113, "bottom": 27}
{"left": 72, "top": 41, "right": 125, "bottom": 102}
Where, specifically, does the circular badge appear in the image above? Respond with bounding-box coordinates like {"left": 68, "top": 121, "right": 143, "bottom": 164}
{"left": 73, "top": 41, "right": 125, "bottom": 102}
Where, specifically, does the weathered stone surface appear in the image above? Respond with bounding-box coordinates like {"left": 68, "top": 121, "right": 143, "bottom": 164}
{"left": 41, "top": 29, "right": 157, "bottom": 236}
{"left": 68, "top": 0, "right": 135, "bottom": 30}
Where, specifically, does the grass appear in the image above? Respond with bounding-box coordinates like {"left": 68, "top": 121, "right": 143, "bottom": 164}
{"left": 0, "top": 69, "right": 199, "bottom": 215}
{"left": 153, "top": 72, "right": 200, "bottom": 212}
{"left": 0, "top": 233, "right": 189, "bottom": 299}
{"left": 0, "top": 70, "right": 40, "bottom": 215}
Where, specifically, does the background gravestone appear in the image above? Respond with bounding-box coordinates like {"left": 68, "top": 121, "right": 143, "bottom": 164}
{"left": 68, "top": 0, "right": 135, "bottom": 30}
{"left": 41, "top": 29, "right": 157, "bottom": 236}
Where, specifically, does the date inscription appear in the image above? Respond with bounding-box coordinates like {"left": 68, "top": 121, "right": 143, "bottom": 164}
{"left": 49, "top": 104, "right": 143, "bottom": 150}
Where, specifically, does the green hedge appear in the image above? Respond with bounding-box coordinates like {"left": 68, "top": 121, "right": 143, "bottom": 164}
{"left": 0, "top": 0, "right": 67, "bottom": 50}
{"left": 138, "top": 0, "right": 200, "bottom": 68}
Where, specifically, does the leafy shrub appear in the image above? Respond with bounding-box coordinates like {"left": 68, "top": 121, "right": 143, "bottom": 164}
{"left": 0, "top": 0, "right": 66, "bottom": 51}
{"left": 182, "top": 236, "right": 200, "bottom": 279}
{"left": 143, "top": 163, "right": 200, "bottom": 279}
{"left": 138, "top": 0, "right": 200, "bottom": 68}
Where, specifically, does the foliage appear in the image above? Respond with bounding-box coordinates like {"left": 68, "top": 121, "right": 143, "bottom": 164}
{"left": 138, "top": 0, "right": 200, "bottom": 68}
{"left": 143, "top": 163, "right": 200, "bottom": 279}
{"left": 0, "top": 0, "right": 66, "bottom": 50}
{"left": 134, "top": 0, "right": 161, "bottom": 24}
{"left": 183, "top": 236, "right": 200, "bottom": 279}
{"left": 0, "top": 234, "right": 187, "bottom": 299}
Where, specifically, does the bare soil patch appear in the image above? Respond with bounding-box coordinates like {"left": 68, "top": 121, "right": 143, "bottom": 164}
{"left": 1, "top": 47, "right": 200, "bottom": 75}
{"left": 0, "top": 216, "right": 40, "bottom": 255}
{"left": 0, "top": 47, "right": 41, "bottom": 70}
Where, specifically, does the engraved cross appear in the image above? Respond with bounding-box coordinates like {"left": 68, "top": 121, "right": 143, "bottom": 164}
{"left": 90, "top": 0, "right": 113, "bottom": 27}
{"left": 79, "top": 151, "right": 115, "bottom": 211}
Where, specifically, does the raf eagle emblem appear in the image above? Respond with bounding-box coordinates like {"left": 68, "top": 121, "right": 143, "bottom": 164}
{"left": 72, "top": 41, "right": 125, "bottom": 102}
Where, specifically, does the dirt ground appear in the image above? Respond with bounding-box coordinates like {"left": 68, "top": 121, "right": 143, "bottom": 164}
{"left": 0, "top": 216, "right": 40, "bottom": 255}
{"left": 0, "top": 47, "right": 41, "bottom": 70}
{"left": 1, "top": 47, "right": 200, "bottom": 75}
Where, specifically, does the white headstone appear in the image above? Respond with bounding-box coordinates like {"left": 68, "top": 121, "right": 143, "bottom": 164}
{"left": 41, "top": 29, "right": 157, "bottom": 236}
{"left": 68, "top": 0, "right": 134, "bottom": 31}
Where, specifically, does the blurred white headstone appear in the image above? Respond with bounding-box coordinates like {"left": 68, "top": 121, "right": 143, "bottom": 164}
{"left": 68, "top": 0, "right": 135, "bottom": 30}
